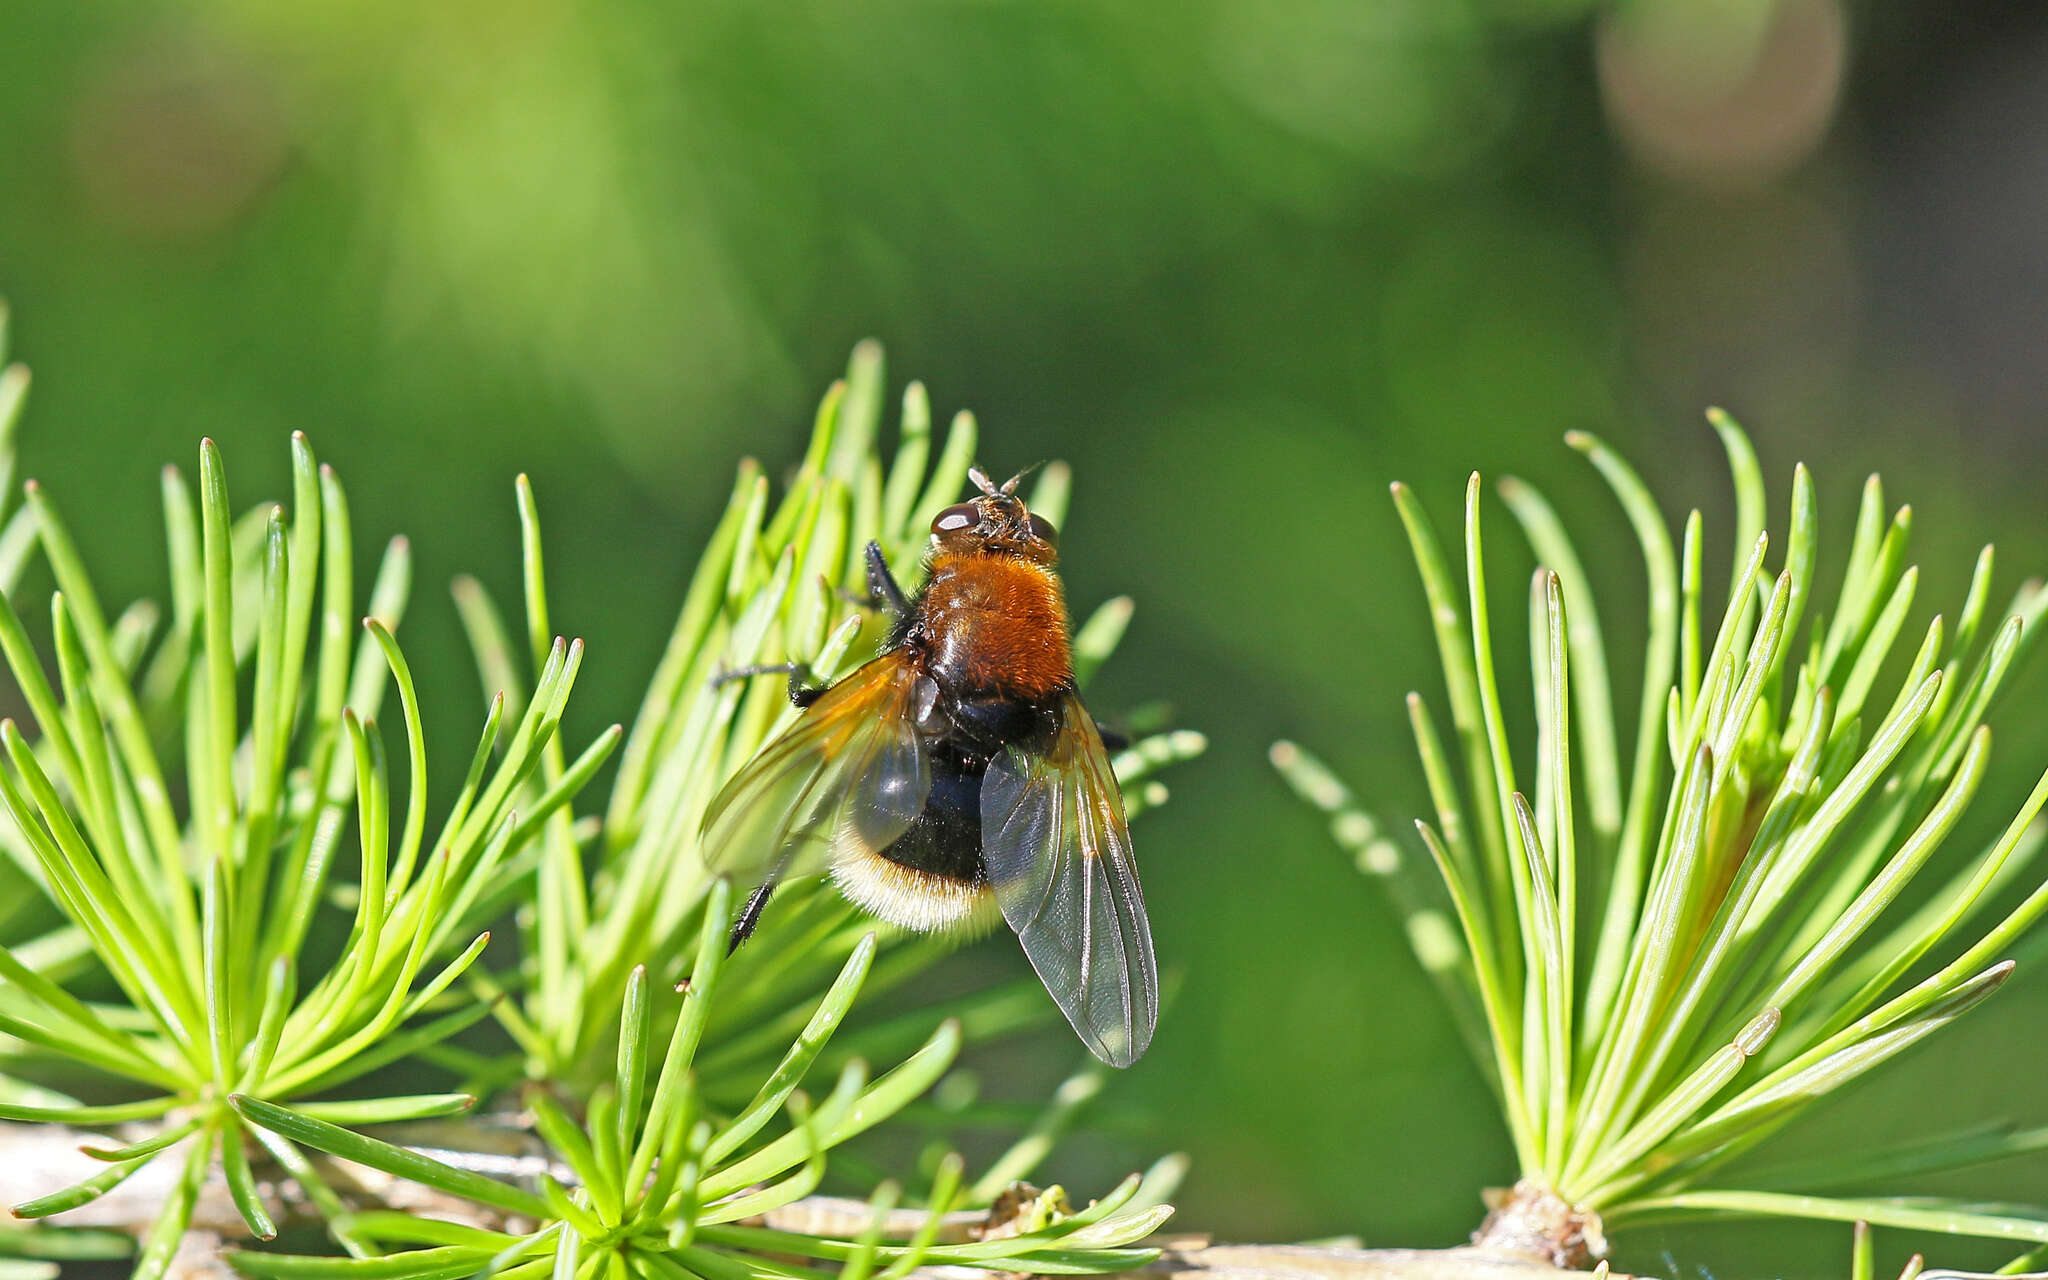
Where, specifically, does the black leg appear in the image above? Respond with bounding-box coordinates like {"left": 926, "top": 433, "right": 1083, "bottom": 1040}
{"left": 728, "top": 879, "right": 777, "bottom": 953}
{"left": 711, "top": 661, "right": 827, "bottom": 707}
{"left": 866, "top": 542, "right": 912, "bottom": 619}
{"left": 1095, "top": 721, "right": 1130, "bottom": 752}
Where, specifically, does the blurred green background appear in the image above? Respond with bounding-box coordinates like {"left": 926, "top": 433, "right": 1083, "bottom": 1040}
{"left": 5, "top": 1, "right": 2048, "bottom": 1276}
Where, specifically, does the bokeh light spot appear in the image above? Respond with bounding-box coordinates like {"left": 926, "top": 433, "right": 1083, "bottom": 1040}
{"left": 1598, "top": 0, "right": 1848, "bottom": 187}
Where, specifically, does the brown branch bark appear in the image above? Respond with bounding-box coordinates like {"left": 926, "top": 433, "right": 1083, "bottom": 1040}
{"left": 0, "top": 1124, "right": 1629, "bottom": 1280}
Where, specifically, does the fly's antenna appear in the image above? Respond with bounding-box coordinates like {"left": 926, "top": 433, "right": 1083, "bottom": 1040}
{"left": 1000, "top": 460, "right": 1047, "bottom": 495}
{"left": 970, "top": 461, "right": 1045, "bottom": 497}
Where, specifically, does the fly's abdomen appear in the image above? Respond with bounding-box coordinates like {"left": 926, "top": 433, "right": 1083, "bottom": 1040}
{"left": 830, "top": 754, "right": 1000, "bottom": 935}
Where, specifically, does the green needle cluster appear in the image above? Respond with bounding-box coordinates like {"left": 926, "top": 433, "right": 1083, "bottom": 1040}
{"left": 0, "top": 425, "right": 541, "bottom": 1268}
{"left": 1278, "top": 415, "right": 2048, "bottom": 1263}
{"left": 227, "top": 882, "right": 1178, "bottom": 1280}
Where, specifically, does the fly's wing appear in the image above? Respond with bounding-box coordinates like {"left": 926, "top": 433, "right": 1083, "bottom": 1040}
{"left": 700, "top": 653, "right": 932, "bottom": 885}
{"left": 980, "top": 691, "right": 1158, "bottom": 1067}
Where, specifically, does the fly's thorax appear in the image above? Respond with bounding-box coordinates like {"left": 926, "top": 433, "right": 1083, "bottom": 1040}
{"left": 913, "top": 550, "right": 1074, "bottom": 702}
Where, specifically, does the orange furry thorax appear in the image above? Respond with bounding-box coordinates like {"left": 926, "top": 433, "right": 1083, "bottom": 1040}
{"left": 914, "top": 549, "right": 1073, "bottom": 699}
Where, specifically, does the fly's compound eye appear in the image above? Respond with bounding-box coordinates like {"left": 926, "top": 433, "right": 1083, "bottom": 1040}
{"left": 1027, "top": 513, "right": 1058, "bottom": 545}
{"left": 932, "top": 503, "right": 980, "bottom": 534}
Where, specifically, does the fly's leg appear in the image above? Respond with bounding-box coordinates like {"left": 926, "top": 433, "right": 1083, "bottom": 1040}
{"left": 728, "top": 879, "right": 777, "bottom": 953}
{"left": 1096, "top": 723, "right": 1131, "bottom": 752}
{"left": 828, "top": 542, "right": 913, "bottom": 615}
{"left": 710, "top": 662, "right": 827, "bottom": 708}
{"left": 866, "top": 541, "right": 912, "bottom": 619}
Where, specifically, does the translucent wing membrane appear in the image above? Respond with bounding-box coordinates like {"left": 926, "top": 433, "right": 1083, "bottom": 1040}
{"left": 700, "top": 653, "right": 932, "bottom": 884}
{"left": 982, "top": 691, "right": 1158, "bottom": 1067}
